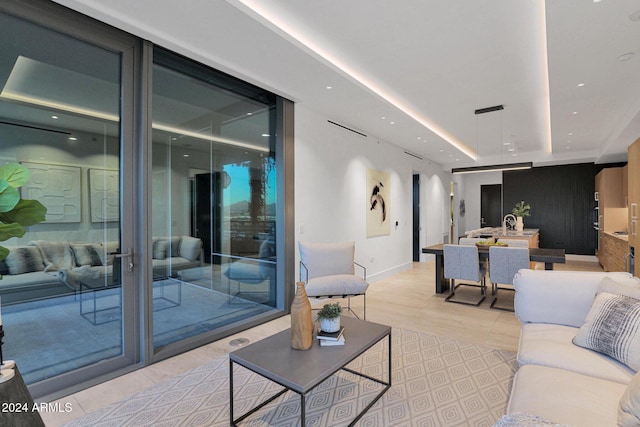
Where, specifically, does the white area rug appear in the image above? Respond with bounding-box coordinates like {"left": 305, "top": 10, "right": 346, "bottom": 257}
{"left": 64, "top": 328, "right": 517, "bottom": 426}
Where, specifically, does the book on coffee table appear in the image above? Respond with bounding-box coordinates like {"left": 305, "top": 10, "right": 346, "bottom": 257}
{"left": 317, "top": 326, "right": 344, "bottom": 341}
{"left": 319, "top": 335, "right": 345, "bottom": 346}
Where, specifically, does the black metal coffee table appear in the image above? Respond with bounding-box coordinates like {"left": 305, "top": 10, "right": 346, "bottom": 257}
{"left": 229, "top": 316, "right": 391, "bottom": 426}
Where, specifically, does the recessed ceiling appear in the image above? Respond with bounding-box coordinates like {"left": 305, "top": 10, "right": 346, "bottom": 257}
{"left": 52, "top": 0, "right": 640, "bottom": 169}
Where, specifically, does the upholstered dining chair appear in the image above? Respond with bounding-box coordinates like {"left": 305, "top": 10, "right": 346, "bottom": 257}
{"left": 443, "top": 244, "right": 486, "bottom": 306}
{"left": 489, "top": 245, "right": 530, "bottom": 311}
{"left": 298, "top": 241, "right": 369, "bottom": 319}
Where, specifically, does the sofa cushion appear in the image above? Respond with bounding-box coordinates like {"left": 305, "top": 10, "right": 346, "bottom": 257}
{"left": 573, "top": 292, "right": 640, "bottom": 371}
{"left": 519, "top": 323, "right": 634, "bottom": 384}
{"left": 599, "top": 275, "right": 640, "bottom": 299}
{"left": 5, "top": 247, "right": 45, "bottom": 275}
{"left": 178, "top": 236, "right": 201, "bottom": 262}
{"left": 507, "top": 364, "right": 626, "bottom": 427}
{"left": 305, "top": 274, "right": 369, "bottom": 298}
{"left": 619, "top": 371, "right": 640, "bottom": 427}
{"left": 169, "top": 236, "right": 181, "bottom": 257}
{"left": 152, "top": 239, "right": 168, "bottom": 260}
{"left": 70, "top": 244, "right": 103, "bottom": 267}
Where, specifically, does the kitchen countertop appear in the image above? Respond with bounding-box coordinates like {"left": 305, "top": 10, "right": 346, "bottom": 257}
{"left": 491, "top": 228, "right": 539, "bottom": 238}
{"left": 603, "top": 231, "right": 629, "bottom": 242}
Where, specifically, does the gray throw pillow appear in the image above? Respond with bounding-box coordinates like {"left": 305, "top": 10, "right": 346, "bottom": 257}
{"left": 178, "top": 236, "right": 201, "bottom": 261}
{"left": 71, "top": 244, "right": 103, "bottom": 267}
{"left": 573, "top": 292, "right": 640, "bottom": 371}
{"left": 5, "top": 247, "right": 45, "bottom": 274}
{"left": 152, "top": 239, "right": 168, "bottom": 260}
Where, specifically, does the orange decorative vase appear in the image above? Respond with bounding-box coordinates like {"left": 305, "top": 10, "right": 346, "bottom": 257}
{"left": 290, "top": 282, "right": 314, "bottom": 350}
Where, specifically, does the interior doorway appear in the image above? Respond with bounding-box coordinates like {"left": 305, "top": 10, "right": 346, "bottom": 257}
{"left": 413, "top": 174, "right": 420, "bottom": 261}
{"left": 481, "top": 184, "right": 502, "bottom": 227}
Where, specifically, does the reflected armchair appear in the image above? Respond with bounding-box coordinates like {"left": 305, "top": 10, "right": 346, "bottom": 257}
{"left": 220, "top": 238, "right": 276, "bottom": 305}
{"left": 298, "top": 241, "right": 369, "bottom": 319}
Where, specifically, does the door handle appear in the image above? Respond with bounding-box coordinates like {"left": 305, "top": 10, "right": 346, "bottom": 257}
{"left": 114, "top": 248, "right": 134, "bottom": 272}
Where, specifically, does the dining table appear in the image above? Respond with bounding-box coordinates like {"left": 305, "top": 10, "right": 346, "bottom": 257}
{"left": 421, "top": 243, "right": 566, "bottom": 294}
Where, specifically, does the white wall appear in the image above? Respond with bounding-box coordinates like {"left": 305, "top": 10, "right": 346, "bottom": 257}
{"left": 295, "top": 106, "right": 451, "bottom": 281}
{"left": 457, "top": 171, "right": 502, "bottom": 234}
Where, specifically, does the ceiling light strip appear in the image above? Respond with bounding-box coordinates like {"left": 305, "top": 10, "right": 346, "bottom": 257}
{"left": 538, "top": 0, "right": 553, "bottom": 154}
{"left": 452, "top": 162, "right": 532, "bottom": 175}
{"left": 0, "top": 92, "right": 269, "bottom": 153}
{"left": 231, "top": 0, "right": 476, "bottom": 160}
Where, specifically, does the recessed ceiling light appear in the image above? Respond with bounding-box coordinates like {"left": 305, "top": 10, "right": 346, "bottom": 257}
{"left": 577, "top": 83, "right": 585, "bottom": 87}
{"left": 390, "top": 121, "right": 395, "bottom": 125}
{"left": 246, "top": 112, "right": 253, "bottom": 116}
{"left": 381, "top": 116, "right": 386, "bottom": 120}
{"left": 568, "top": 132, "right": 573, "bottom": 135}
{"left": 593, "top": 0, "right": 602, "bottom": 3}
{"left": 68, "top": 137, "right": 77, "bottom": 141}
{"left": 417, "top": 137, "right": 422, "bottom": 140}
{"left": 326, "top": 86, "right": 332, "bottom": 90}
{"left": 618, "top": 52, "right": 635, "bottom": 62}
{"left": 572, "top": 111, "right": 578, "bottom": 115}
{"left": 439, "top": 149, "right": 444, "bottom": 152}
{"left": 183, "top": 154, "right": 189, "bottom": 157}
{"left": 503, "top": 142, "right": 511, "bottom": 145}
{"left": 51, "top": 115, "right": 58, "bottom": 119}
{"left": 566, "top": 146, "right": 571, "bottom": 150}
{"left": 261, "top": 133, "right": 270, "bottom": 137}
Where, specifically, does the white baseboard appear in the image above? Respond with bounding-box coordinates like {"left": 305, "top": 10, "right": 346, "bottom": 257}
{"left": 368, "top": 262, "right": 413, "bottom": 283}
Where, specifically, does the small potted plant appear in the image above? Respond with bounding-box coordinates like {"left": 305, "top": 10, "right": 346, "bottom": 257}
{"left": 316, "top": 303, "right": 342, "bottom": 333}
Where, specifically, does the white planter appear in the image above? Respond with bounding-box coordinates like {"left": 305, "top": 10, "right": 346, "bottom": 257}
{"left": 515, "top": 216, "right": 524, "bottom": 233}
{"left": 319, "top": 317, "right": 340, "bottom": 333}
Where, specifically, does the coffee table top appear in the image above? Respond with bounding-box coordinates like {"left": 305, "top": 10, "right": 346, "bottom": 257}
{"left": 230, "top": 316, "right": 391, "bottom": 394}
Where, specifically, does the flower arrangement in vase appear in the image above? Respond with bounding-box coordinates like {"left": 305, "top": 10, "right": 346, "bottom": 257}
{"left": 511, "top": 200, "right": 531, "bottom": 232}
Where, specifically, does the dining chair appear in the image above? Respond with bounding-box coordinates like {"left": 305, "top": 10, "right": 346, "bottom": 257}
{"left": 489, "top": 245, "right": 530, "bottom": 311}
{"left": 298, "top": 241, "right": 369, "bottom": 319}
{"left": 443, "top": 244, "right": 486, "bottom": 306}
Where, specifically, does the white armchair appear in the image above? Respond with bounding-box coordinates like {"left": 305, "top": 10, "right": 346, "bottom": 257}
{"left": 298, "top": 241, "right": 369, "bottom": 319}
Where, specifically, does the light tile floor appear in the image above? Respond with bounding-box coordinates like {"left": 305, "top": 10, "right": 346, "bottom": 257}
{"left": 40, "top": 259, "right": 602, "bottom": 426}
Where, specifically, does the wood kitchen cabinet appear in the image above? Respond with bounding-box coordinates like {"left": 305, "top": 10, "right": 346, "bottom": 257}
{"left": 599, "top": 233, "right": 628, "bottom": 272}
{"left": 629, "top": 137, "right": 640, "bottom": 259}
{"left": 595, "top": 167, "right": 624, "bottom": 208}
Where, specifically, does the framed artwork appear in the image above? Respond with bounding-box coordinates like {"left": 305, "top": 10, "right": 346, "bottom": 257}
{"left": 21, "top": 162, "right": 81, "bottom": 223}
{"left": 89, "top": 169, "right": 119, "bottom": 222}
{"left": 366, "top": 168, "right": 390, "bottom": 237}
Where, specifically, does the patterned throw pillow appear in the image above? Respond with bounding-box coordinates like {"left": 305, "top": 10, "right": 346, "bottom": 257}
{"left": 5, "top": 247, "right": 45, "bottom": 274}
{"left": 71, "top": 244, "right": 103, "bottom": 267}
{"left": 573, "top": 292, "right": 640, "bottom": 371}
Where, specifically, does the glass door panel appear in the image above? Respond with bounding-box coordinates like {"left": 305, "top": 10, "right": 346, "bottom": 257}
{"left": 0, "top": 10, "right": 134, "bottom": 392}
{"left": 151, "top": 48, "right": 279, "bottom": 349}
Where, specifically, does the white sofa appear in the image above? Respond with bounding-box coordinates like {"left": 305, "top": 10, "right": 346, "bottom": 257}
{"left": 502, "top": 269, "right": 640, "bottom": 426}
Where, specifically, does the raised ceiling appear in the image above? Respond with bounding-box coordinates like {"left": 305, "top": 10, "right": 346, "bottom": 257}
{"left": 54, "top": 0, "right": 640, "bottom": 170}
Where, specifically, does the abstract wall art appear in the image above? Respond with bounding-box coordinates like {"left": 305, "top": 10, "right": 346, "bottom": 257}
{"left": 89, "top": 169, "right": 119, "bottom": 222}
{"left": 366, "top": 168, "right": 390, "bottom": 237}
{"left": 20, "top": 162, "right": 81, "bottom": 223}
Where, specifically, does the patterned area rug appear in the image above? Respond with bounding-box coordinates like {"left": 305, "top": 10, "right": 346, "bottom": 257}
{"left": 64, "top": 328, "right": 517, "bottom": 427}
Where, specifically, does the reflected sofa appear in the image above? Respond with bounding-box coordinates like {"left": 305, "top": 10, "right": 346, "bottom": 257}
{"left": 0, "top": 236, "right": 202, "bottom": 305}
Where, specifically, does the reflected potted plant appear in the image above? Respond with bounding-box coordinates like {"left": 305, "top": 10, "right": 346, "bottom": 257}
{"left": 316, "top": 302, "right": 342, "bottom": 333}
{"left": 511, "top": 200, "right": 531, "bottom": 233}
{"left": 0, "top": 163, "right": 47, "bottom": 277}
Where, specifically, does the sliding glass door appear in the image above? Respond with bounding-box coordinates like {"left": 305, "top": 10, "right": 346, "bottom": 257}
{"left": 0, "top": 4, "right": 138, "bottom": 397}
{"left": 150, "top": 48, "right": 280, "bottom": 350}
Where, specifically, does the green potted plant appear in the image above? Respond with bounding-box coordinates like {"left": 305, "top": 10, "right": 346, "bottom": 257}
{"left": 316, "top": 302, "right": 342, "bottom": 333}
{"left": 511, "top": 200, "right": 531, "bottom": 232}
{"left": 0, "top": 163, "right": 47, "bottom": 278}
